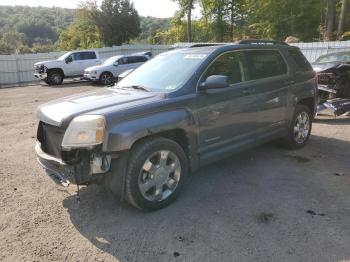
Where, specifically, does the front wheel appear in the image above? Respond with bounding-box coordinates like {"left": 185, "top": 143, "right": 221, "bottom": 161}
{"left": 124, "top": 137, "right": 188, "bottom": 210}
{"left": 282, "top": 105, "right": 312, "bottom": 149}
{"left": 99, "top": 72, "right": 114, "bottom": 86}
{"left": 47, "top": 71, "right": 63, "bottom": 86}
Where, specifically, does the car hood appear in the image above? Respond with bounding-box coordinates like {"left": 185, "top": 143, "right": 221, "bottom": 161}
{"left": 34, "top": 60, "right": 60, "bottom": 67}
{"left": 312, "top": 62, "right": 340, "bottom": 72}
{"left": 37, "top": 88, "right": 159, "bottom": 127}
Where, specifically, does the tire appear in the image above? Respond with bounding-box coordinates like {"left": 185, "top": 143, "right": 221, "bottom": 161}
{"left": 47, "top": 70, "right": 64, "bottom": 86}
{"left": 125, "top": 137, "right": 188, "bottom": 211}
{"left": 282, "top": 105, "right": 312, "bottom": 149}
{"left": 99, "top": 72, "right": 114, "bottom": 86}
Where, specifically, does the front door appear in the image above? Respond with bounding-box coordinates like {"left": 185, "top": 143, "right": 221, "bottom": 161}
{"left": 196, "top": 51, "right": 261, "bottom": 162}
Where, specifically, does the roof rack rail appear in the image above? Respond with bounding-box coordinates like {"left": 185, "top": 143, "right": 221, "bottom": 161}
{"left": 237, "top": 39, "right": 289, "bottom": 46}
{"left": 189, "top": 43, "right": 226, "bottom": 48}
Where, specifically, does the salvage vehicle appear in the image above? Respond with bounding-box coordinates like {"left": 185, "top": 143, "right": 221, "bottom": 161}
{"left": 312, "top": 51, "right": 350, "bottom": 115}
{"left": 35, "top": 40, "right": 317, "bottom": 210}
{"left": 83, "top": 53, "right": 150, "bottom": 85}
{"left": 34, "top": 50, "right": 101, "bottom": 86}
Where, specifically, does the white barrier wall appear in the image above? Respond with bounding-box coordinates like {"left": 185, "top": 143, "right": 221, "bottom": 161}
{"left": 0, "top": 45, "right": 172, "bottom": 86}
{"left": 0, "top": 41, "right": 350, "bottom": 86}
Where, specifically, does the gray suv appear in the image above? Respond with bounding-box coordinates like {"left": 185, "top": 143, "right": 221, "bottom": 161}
{"left": 35, "top": 40, "right": 317, "bottom": 210}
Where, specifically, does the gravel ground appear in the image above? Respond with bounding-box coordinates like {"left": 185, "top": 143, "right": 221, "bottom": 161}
{"left": 1, "top": 83, "right": 350, "bottom": 262}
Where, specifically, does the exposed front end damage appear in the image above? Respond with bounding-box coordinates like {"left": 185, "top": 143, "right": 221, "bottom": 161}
{"left": 35, "top": 121, "right": 112, "bottom": 187}
{"left": 313, "top": 62, "right": 350, "bottom": 116}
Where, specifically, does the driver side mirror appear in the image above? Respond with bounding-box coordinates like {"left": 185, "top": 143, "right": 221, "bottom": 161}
{"left": 113, "top": 62, "right": 118, "bottom": 67}
{"left": 198, "top": 75, "right": 229, "bottom": 91}
{"left": 65, "top": 56, "right": 73, "bottom": 64}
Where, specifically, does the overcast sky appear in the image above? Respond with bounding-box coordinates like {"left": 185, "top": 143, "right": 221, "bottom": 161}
{"left": 0, "top": 0, "right": 200, "bottom": 18}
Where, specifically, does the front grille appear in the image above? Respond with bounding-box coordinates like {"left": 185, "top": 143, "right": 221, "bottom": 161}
{"left": 34, "top": 65, "right": 46, "bottom": 74}
{"left": 37, "top": 121, "right": 65, "bottom": 158}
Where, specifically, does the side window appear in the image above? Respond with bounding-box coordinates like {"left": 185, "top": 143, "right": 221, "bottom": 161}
{"left": 82, "top": 51, "right": 97, "bottom": 60}
{"left": 203, "top": 52, "right": 247, "bottom": 85}
{"left": 136, "top": 56, "right": 148, "bottom": 63}
{"left": 246, "top": 50, "right": 288, "bottom": 80}
{"left": 72, "top": 52, "right": 83, "bottom": 61}
{"left": 118, "top": 57, "right": 128, "bottom": 65}
{"left": 127, "top": 56, "right": 146, "bottom": 64}
{"left": 127, "top": 57, "right": 137, "bottom": 64}
{"left": 288, "top": 49, "right": 312, "bottom": 72}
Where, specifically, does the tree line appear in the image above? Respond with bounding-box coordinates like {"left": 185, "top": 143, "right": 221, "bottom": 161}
{"left": 155, "top": 0, "right": 350, "bottom": 44}
{"left": 0, "top": 0, "right": 349, "bottom": 54}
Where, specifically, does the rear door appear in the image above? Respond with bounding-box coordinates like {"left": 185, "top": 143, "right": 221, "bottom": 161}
{"left": 197, "top": 51, "right": 261, "bottom": 162}
{"left": 244, "top": 49, "right": 290, "bottom": 139}
{"left": 81, "top": 51, "right": 100, "bottom": 72}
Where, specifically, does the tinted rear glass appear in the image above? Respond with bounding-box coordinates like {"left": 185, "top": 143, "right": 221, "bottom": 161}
{"left": 83, "top": 52, "right": 97, "bottom": 60}
{"left": 128, "top": 56, "right": 147, "bottom": 63}
{"left": 246, "top": 50, "right": 288, "bottom": 80}
{"left": 288, "top": 49, "right": 312, "bottom": 71}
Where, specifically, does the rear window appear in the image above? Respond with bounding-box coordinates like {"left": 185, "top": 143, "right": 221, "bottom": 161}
{"left": 288, "top": 49, "right": 312, "bottom": 72}
{"left": 246, "top": 50, "right": 288, "bottom": 80}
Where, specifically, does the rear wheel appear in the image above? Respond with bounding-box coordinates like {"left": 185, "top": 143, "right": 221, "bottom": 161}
{"left": 99, "top": 72, "right": 114, "bottom": 86}
{"left": 282, "top": 105, "right": 312, "bottom": 149}
{"left": 125, "top": 137, "right": 188, "bottom": 210}
{"left": 47, "top": 70, "right": 63, "bottom": 86}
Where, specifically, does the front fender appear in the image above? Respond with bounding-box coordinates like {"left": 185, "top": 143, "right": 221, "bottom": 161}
{"left": 103, "top": 109, "right": 194, "bottom": 152}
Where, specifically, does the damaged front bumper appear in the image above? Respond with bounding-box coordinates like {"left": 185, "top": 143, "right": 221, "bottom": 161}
{"left": 35, "top": 141, "right": 111, "bottom": 187}
{"left": 317, "top": 98, "right": 350, "bottom": 116}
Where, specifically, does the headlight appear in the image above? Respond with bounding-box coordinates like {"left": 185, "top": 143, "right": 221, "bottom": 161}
{"left": 62, "top": 115, "right": 105, "bottom": 149}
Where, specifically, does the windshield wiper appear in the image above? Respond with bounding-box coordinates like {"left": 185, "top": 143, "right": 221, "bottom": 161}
{"left": 117, "top": 85, "right": 150, "bottom": 92}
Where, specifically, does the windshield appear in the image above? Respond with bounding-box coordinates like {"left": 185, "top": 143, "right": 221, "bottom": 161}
{"left": 103, "top": 56, "right": 121, "bottom": 65}
{"left": 57, "top": 52, "right": 71, "bottom": 60}
{"left": 315, "top": 52, "right": 350, "bottom": 63}
{"left": 115, "top": 51, "right": 207, "bottom": 92}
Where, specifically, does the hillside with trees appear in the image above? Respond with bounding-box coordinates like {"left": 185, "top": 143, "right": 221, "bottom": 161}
{"left": 0, "top": 0, "right": 349, "bottom": 54}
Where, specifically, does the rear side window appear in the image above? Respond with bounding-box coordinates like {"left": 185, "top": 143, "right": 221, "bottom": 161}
{"left": 246, "top": 50, "right": 288, "bottom": 80}
{"left": 128, "top": 56, "right": 148, "bottom": 64}
{"left": 288, "top": 49, "right": 312, "bottom": 72}
{"left": 82, "top": 51, "right": 97, "bottom": 60}
{"left": 72, "top": 52, "right": 96, "bottom": 60}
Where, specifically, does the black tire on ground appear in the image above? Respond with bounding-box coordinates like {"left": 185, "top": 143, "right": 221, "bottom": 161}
{"left": 282, "top": 105, "right": 312, "bottom": 149}
{"left": 124, "top": 137, "right": 188, "bottom": 211}
{"left": 47, "top": 70, "right": 64, "bottom": 86}
{"left": 99, "top": 72, "right": 114, "bottom": 86}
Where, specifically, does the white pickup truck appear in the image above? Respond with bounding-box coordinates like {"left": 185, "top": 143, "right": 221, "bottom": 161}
{"left": 34, "top": 50, "right": 101, "bottom": 85}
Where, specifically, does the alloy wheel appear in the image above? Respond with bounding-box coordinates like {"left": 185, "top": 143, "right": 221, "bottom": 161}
{"left": 138, "top": 150, "right": 181, "bottom": 202}
{"left": 293, "top": 112, "right": 310, "bottom": 144}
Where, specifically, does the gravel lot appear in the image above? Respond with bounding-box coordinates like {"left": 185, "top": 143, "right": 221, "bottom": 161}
{"left": 1, "top": 83, "right": 350, "bottom": 262}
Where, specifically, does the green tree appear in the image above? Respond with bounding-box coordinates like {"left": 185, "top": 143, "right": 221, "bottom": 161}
{"left": 57, "top": 6, "right": 102, "bottom": 50}
{"left": 98, "top": 0, "right": 141, "bottom": 46}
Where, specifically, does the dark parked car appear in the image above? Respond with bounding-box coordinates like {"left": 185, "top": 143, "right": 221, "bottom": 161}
{"left": 312, "top": 51, "right": 350, "bottom": 115}
{"left": 35, "top": 40, "right": 317, "bottom": 210}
